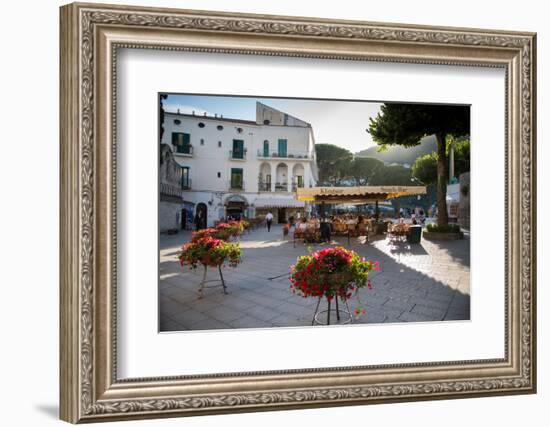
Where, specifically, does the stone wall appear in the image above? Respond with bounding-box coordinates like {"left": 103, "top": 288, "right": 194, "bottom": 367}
{"left": 160, "top": 200, "right": 181, "bottom": 233}
{"left": 159, "top": 144, "right": 183, "bottom": 233}
{"left": 458, "top": 172, "right": 470, "bottom": 230}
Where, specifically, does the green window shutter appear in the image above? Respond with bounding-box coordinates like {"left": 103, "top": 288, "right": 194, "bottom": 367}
{"left": 263, "top": 140, "right": 269, "bottom": 157}
{"left": 182, "top": 133, "right": 191, "bottom": 154}
{"left": 278, "top": 139, "right": 287, "bottom": 157}
{"left": 233, "top": 139, "right": 244, "bottom": 158}
{"left": 172, "top": 132, "right": 191, "bottom": 154}
{"left": 231, "top": 168, "right": 243, "bottom": 188}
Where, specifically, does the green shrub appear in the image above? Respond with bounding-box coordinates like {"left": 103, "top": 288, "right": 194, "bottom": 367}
{"left": 426, "top": 223, "right": 461, "bottom": 233}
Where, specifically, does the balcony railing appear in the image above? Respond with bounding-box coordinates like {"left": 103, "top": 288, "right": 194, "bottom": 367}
{"left": 230, "top": 182, "right": 245, "bottom": 191}
{"left": 229, "top": 148, "right": 247, "bottom": 160}
{"left": 257, "top": 149, "right": 312, "bottom": 160}
{"left": 258, "top": 182, "right": 271, "bottom": 191}
{"left": 160, "top": 182, "right": 183, "bottom": 199}
{"left": 181, "top": 178, "right": 192, "bottom": 190}
{"left": 274, "top": 182, "right": 288, "bottom": 192}
{"left": 174, "top": 144, "right": 193, "bottom": 156}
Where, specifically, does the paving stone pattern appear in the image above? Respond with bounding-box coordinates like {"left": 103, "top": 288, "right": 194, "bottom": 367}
{"left": 159, "top": 225, "right": 470, "bottom": 331}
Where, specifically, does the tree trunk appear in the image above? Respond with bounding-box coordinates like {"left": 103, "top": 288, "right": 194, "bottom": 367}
{"left": 435, "top": 133, "right": 449, "bottom": 227}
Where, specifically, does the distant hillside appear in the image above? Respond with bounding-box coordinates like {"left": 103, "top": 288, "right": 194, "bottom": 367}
{"left": 356, "top": 135, "right": 437, "bottom": 165}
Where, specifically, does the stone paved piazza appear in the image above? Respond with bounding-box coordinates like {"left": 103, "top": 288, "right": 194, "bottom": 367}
{"left": 159, "top": 225, "right": 470, "bottom": 331}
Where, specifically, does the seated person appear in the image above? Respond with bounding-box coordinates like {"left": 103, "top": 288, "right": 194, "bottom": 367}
{"left": 320, "top": 214, "right": 332, "bottom": 242}
{"left": 297, "top": 217, "right": 308, "bottom": 231}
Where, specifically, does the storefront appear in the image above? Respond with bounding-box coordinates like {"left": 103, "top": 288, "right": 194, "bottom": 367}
{"left": 254, "top": 197, "right": 306, "bottom": 223}
{"left": 296, "top": 186, "right": 427, "bottom": 219}
{"left": 224, "top": 194, "right": 249, "bottom": 219}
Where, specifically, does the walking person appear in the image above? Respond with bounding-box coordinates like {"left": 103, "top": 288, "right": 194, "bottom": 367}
{"left": 194, "top": 211, "right": 203, "bottom": 231}
{"left": 265, "top": 211, "right": 274, "bottom": 232}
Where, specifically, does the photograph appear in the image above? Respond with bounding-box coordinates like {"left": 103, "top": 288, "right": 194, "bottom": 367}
{"left": 56, "top": 2, "right": 536, "bottom": 422}
{"left": 158, "top": 94, "right": 471, "bottom": 331}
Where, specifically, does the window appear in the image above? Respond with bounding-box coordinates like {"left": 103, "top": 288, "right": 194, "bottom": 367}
{"left": 181, "top": 167, "right": 190, "bottom": 189}
{"left": 198, "top": 122, "right": 205, "bottom": 128}
{"left": 217, "top": 125, "right": 224, "bottom": 131}
{"left": 217, "top": 172, "right": 221, "bottom": 178}
{"left": 230, "top": 168, "right": 243, "bottom": 189}
{"left": 200, "top": 138, "right": 204, "bottom": 145}
{"left": 232, "top": 139, "right": 244, "bottom": 159}
{"left": 218, "top": 141, "right": 222, "bottom": 148}
{"left": 236, "top": 127, "right": 243, "bottom": 134}
{"left": 263, "top": 119, "right": 270, "bottom": 125}
{"left": 263, "top": 140, "right": 269, "bottom": 157}
{"left": 265, "top": 174, "right": 271, "bottom": 184}
{"left": 278, "top": 139, "right": 288, "bottom": 157}
{"left": 296, "top": 175, "right": 304, "bottom": 188}
{"left": 174, "top": 119, "right": 181, "bottom": 125}
{"left": 171, "top": 132, "right": 191, "bottom": 154}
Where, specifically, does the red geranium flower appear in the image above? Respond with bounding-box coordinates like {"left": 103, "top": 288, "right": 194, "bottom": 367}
{"left": 289, "top": 246, "right": 378, "bottom": 304}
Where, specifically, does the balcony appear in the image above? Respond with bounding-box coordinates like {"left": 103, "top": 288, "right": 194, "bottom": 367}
{"left": 174, "top": 144, "right": 193, "bottom": 157}
{"left": 229, "top": 182, "right": 245, "bottom": 191}
{"left": 181, "top": 178, "right": 192, "bottom": 190}
{"left": 229, "top": 148, "right": 247, "bottom": 160}
{"left": 257, "top": 149, "right": 312, "bottom": 160}
{"left": 274, "top": 182, "right": 288, "bottom": 192}
{"left": 258, "top": 182, "right": 271, "bottom": 192}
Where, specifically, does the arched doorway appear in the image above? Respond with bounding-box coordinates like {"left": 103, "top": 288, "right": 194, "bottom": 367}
{"left": 292, "top": 163, "right": 305, "bottom": 191}
{"left": 195, "top": 203, "right": 207, "bottom": 230}
{"left": 225, "top": 195, "right": 248, "bottom": 220}
{"left": 259, "top": 162, "right": 272, "bottom": 191}
{"left": 275, "top": 163, "right": 288, "bottom": 191}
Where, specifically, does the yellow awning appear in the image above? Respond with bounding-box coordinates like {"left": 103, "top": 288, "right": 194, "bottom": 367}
{"left": 296, "top": 186, "right": 426, "bottom": 203}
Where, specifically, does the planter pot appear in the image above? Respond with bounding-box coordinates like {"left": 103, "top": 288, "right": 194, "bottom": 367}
{"left": 321, "top": 272, "right": 355, "bottom": 287}
{"left": 422, "top": 231, "right": 464, "bottom": 241}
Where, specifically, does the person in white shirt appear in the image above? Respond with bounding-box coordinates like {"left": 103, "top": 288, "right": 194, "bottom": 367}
{"left": 265, "top": 211, "right": 274, "bottom": 232}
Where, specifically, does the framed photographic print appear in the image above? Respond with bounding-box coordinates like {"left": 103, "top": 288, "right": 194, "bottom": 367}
{"left": 60, "top": 2, "right": 537, "bottom": 423}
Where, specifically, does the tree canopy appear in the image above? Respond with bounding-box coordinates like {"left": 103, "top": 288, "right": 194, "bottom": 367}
{"left": 315, "top": 144, "right": 394, "bottom": 186}
{"left": 412, "top": 139, "right": 470, "bottom": 185}
{"left": 368, "top": 103, "right": 470, "bottom": 226}
{"left": 452, "top": 138, "right": 471, "bottom": 178}
{"left": 369, "top": 164, "right": 412, "bottom": 186}
{"left": 348, "top": 157, "right": 385, "bottom": 185}
{"left": 159, "top": 93, "right": 168, "bottom": 141}
{"left": 368, "top": 104, "right": 470, "bottom": 149}
{"left": 412, "top": 152, "right": 438, "bottom": 185}
{"left": 315, "top": 144, "right": 353, "bottom": 185}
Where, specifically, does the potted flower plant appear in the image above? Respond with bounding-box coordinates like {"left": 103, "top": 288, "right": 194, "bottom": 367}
{"left": 225, "top": 219, "right": 247, "bottom": 237}
{"left": 190, "top": 227, "right": 220, "bottom": 242}
{"left": 289, "top": 246, "right": 379, "bottom": 324}
{"left": 190, "top": 219, "right": 247, "bottom": 243}
{"left": 179, "top": 236, "right": 242, "bottom": 297}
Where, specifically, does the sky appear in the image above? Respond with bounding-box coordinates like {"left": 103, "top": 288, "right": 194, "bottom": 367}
{"left": 162, "top": 94, "right": 383, "bottom": 153}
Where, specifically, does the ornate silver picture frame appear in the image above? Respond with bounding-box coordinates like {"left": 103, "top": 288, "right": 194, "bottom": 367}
{"left": 60, "top": 2, "right": 536, "bottom": 423}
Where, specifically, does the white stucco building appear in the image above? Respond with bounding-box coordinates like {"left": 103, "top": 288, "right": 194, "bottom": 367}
{"left": 160, "top": 102, "right": 318, "bottom": 228}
